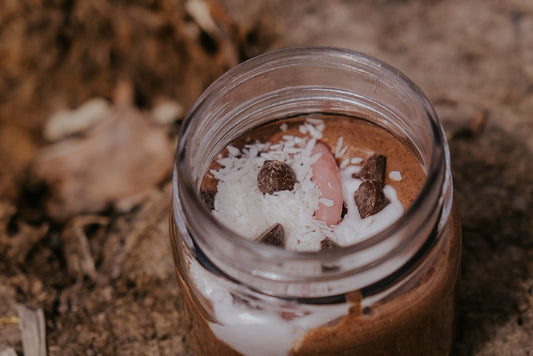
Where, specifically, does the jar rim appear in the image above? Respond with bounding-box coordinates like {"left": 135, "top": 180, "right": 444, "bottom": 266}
{"left": 173, "top": 46, "right": 448, "bottom": 296}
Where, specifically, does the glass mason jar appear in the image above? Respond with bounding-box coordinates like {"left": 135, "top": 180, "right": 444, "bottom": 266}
{"left": 170, "top": 47, "right": 461, "bottom": 355}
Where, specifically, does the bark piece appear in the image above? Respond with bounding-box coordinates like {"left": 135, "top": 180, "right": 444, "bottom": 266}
{"left": 0, "top": 347, "right": 17, "bottom": 356}
{"left": 43, "top": 98, "right": 111, "bottom": 141}
{"left": 61, "top": 216, "right": 109, "bottom": 282}
{"left": 17, "top": 305, "right": 46, "bottom": 356}
{"left": 33, "top": 102, "right": 174, "bottom": 221}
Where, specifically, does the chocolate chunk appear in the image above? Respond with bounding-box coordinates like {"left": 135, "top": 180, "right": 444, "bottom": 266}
{"left": 341, "top": 202, "right": 348, "bottom": 219}
{"left": 320, "top": 238, "right": 341, "bottom": 271}
{"left": 321, "top": 264, "right": 340, "bottom": 272}
{"left": 320, "top": 237, "right": 340, "bottom": 250}
{"left": 257, "top": 160, "right": 297, "bottom": 195}
{"left": 352, "top": 154, "right": 387, "bottom": 186}
{"left": 352, "top": 154, "right": 390, "bottom": 218}
{"left": 362, "top": 306, "right": 375, "bottom": 317}
{"left": 199, "top": 188, "right": 215, "bottom": 210}
{"left": 354, "top": 180, "right": 390, "bottom": 218}
{"left": 231, "top": 292, "right": 262, "bottom": 310}
{"left": 256, "top": 223, "right": 285, "bottom": 248}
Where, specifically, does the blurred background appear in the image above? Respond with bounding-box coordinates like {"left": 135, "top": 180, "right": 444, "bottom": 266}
{"left": 0, "top": 0, "right": 532, "bottom": 354}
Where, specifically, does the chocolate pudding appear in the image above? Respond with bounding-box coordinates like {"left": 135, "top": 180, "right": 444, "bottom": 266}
{"left": 171, "top": 115, "right": 461, "bottom": 355}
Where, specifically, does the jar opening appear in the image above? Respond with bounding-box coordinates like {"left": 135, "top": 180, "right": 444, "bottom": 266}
{"left": 173, "top": 47, "right": 450, "bottom": 298}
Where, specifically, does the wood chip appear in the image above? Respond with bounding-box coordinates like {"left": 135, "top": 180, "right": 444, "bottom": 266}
{"left": 61, "top": 216, "right": 109, "bottom": 282}
{"left": 0, "top": 347, "right": 17, "bottom": 356}
{"left": 100, "top": 183, "right": 171, "bottom": 281}
{"left": 16, "top": 305, "right": 46, "bottom": 356}
{"left": 43, "top": 98, "right": 111, "bottom": 141}
{"left": 150, "top": 99, "right": 183, "bottom": 125}
{"left": 449, "top": 110, "right": 489, "bottom": 140}
{"left": 185, "top": 0, "right": 239, "bottom": 66}
{"left": 33, "top": 100, "right": 175, "bottom": 221}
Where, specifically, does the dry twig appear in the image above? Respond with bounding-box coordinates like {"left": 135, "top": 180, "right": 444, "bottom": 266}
{"left": 16, "top": 306, "right": 46, "bottom": 356}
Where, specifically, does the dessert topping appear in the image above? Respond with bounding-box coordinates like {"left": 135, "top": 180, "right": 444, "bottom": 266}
{"left": 352, "top": 153, "right": 387, "bottom": 185}
{"left": 255, "top": 223, "right": 286, "bottom": 248}
{"left": 200, "top": 188, "right": 216, "bottom": 210}
{"left": 311, "top": 142, "right": 343, "bottom": 226}
{"left": 320, "top": 237, "right": 341, "bottom": 250}
{"left": 354, "top": 180, "right": 390, "bottom": 218}
{"left": 209, "top": 118, "right": 403, "bottom": 251}
{"left": 353, "top": 154, "right": 390, "bottom": 218}
{"left": 257, "top": 160, "right": 297, "bottom": 195}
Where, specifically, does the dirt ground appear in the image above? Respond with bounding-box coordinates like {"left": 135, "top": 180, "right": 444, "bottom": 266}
{"left": 0, "top": 0, "right": 532, "bottom": 355}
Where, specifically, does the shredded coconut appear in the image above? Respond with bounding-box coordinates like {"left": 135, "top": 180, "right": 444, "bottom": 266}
{"left": 212, "top": 119, "right": 332, "bottom": 251}
{"left": 335, "top": 136, "right": 349, "bottom": 159}
{"left": 389, "top": 170, "right": 402, "bottom": 181}
{"left": 334, "top": 137, "right": 344, "bottom": 158}
{"left": 339, "top": 158, "right": 350, "bottom": 169}
{"left": 319, "top": 198, "right": 334, "bottom": 207}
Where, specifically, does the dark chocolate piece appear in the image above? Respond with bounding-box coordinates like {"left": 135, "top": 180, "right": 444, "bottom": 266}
{"left": 199, "top": 188, "right": 215, "bottom": 211}
{"left": 320, "top": 237, "right": 340, "bottom": 250}
{"left": 321, "top": 264, "right": 340, "bottom": 272}
{"left": 256, "top": 223, "right": 285, "bottom": 248}
{"left": 352, "top": 154, "right": 387, "bottom": 187}
{"left": 320, "top": 238, "right": 341, "bottom": 272}
{"left": 354, "top": 180, "right": 390, "bottom": 218}
{"left": 231, "top": 292, "right": 262, "bottom": 310}
{"left": 362, "top": 306, "right": 375, "bottom": 317}
{"left": 257, "top": 160, "right": 297, "bottom": 195}
{"left": 341, "top": 202, "right": 348, "bottom": 219}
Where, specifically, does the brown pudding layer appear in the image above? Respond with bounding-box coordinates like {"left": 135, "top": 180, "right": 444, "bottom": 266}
{"left": 291, "top": 207, "right": 461, "bottom": 355}
{"left": 172, "top": 209, "right": 460, "bottom": 355}
{"left": 172, "top": 116, "right": 461, "bottom": 355}
{"left": 201, "top": 116, "right": 426, "bottom": 212}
